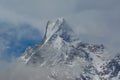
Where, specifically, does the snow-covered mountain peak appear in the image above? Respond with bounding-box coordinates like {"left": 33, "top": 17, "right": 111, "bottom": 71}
{"left": 43, "top": 18, "right": 77, "bottom": 43}
{"left": 43, "top": 18, "right": 64, "bottom": 42}
{"left": 19, "top": 18, "right": 120, "bottom": 80}
{"left": 46, "top": 17, "right": 65, "bottom": 33}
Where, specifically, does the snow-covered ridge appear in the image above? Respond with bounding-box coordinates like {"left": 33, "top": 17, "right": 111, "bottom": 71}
{"left": 43, "top": 17, "right": 78, "bottom": 44}
{"left": 43, "top": 17, "right": 65, "bottom": 43}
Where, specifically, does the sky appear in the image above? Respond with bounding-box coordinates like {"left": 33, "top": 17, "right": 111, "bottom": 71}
{"left": 0, "top": 0, "right": 119, "bottom": 60}
{"left": 0, "top": 23, "right": 42, "bottom": 61}
{"left": 0, "top": 0, "right": 120, "bottom": 62}
{"left": 0, "top": 0, "right": 120, "bottom": 80}
{"left": 0, "top": 0, "right": 120, "bottom": 55}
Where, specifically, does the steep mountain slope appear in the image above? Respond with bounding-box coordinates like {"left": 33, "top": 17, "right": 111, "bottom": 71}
{"left": 20, "top": 18, "right": 120, "bottom": 80}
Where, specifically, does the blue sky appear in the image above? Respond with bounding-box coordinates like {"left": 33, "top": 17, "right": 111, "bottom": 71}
{"left": 0, "top": 0, "right": 120, "bottom": 61}
{"left": 0, "top": 22, "right": 42, "bottom": 61}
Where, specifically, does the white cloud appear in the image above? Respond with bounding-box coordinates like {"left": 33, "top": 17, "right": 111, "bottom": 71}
{"left": 0, "top": 6, "right": 45, "bottom": 32}
{"left": 0, "top": 60, "right": 50, "bottom": 80}
{"left": 0, "top": 0, "right": 119, "bottom": 54}
{"left": 0, "top": 1, "right": 120, "bottom": 79}
{"left": 0, "top": 0, "right": 119, "bottom": 57}
{"left": 0, "top": 23, "right": 42, "bottom": 61}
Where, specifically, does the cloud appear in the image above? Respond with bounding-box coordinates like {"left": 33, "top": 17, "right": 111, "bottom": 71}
{"left": 0, "top": 60, "right": 50, "bottom": 80}
{"left": 64, "top": 1, "right": 120, "bottom": 52}
{"left": 0, "top": 0, "right": 77, "bottom": 19}
{"left": 0, "top": 0, "right": 120, "bottom": 79}
{"left": 0, "top": 22, "right": 42, "bottom": 61}
{"left": 0, "top": 59, "right": 81, "bottom": 80}
{"left": 0, "top": 0, "right": 119, "bottom": 61}
{"left": 0, "top": 0, "right": 119, "bottom": 51}
{"left": 0, "top": 0, "right": 119, "bottom": 19}
{"left": 0, "top": 6, "right": 45, "bottom": 33}
{"left": 0, "top": 0, "right": 119, "bottom": 59}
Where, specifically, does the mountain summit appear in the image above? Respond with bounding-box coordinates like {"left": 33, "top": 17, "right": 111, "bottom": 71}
{"left": 20, "top": 18, "right": 120, "bottom": 80}
{"left": 43, "top": 17, "right": 78, "bottom": 43}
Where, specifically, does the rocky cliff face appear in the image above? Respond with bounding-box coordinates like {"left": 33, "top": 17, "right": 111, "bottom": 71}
{"left": 20, "top": 18, "right": 120, "bottom": 80}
